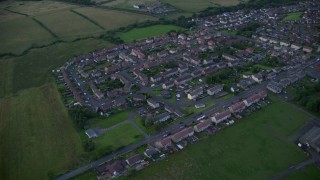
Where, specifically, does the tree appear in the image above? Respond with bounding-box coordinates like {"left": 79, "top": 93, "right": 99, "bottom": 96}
{"left": 83, "top": 139, "right": 95, "bottom": 152}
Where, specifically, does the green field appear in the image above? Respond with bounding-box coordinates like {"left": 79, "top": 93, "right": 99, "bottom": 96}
{"left": 74, "top": 7, "right": 156, "bottom": 30}
{"left": 285, "top": 165, "right": 320, "bottom": 180}
{"left": 0, "top": 17, "right": 56, "bottom": 55}
{"left": 283, "top": 12, "right": 303, "bottom": 21}
{"left": 0, "top": 84, "right": 84, "bottom": 180}
{"left": 161, "top": 0, "right": 242, "bottom": 12}
{"left": 220, "top": 29, "right": 238, "bottom": 35}
{"left": 35, "top": 10, "right": 103, "bottom": 38}
{"left": 125, "top": 97, "right": 310, "bottom": 179}
{"left": 103, "top": 0, "right": 158, "bottom": 11}
{"left": 90, "top": 111, "right": 129, "bottom": 128}
{"left": 119, "top": 24, "right": 185, "bottom": 42}
{"left": 93, "top": 123, "right": 144, "bottom": 156}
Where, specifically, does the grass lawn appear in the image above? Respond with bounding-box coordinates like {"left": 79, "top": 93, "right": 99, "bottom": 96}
{"left": 124, "top": 96, "right": 310, "bottom": 179}
{"left": 283, "top": 12, "right": 303, "bottom": 21}
{"left": 74, "top": 7, "right": 156, "bottom": 30}
{"left": 119, "top": 24, "right": 185, "bottom": 43}
{"left": 134, "top": 115, "right": 156, "bottom": 134}
{"left": 90, "top": 111, "right": 129, "bottom": 129}
{"left": 285, "top": 165, "right": 320, "bottom": 180}
{"left": 160, "top": 0, "right": 242, "bottom": 13}
{"left": 0, "top": 84, "right": 84, "bottom": 180}
{"left": 220, "top": 29, "right": 238, "bottom": 35}
{"left": 93, "top": 123, "right": 144, "bottom": 157}
{"left": 254, "top": 64, "right": 272, "bottom": 70}
{"left": 71, "top": 170, "right": 97, "bottom": 180}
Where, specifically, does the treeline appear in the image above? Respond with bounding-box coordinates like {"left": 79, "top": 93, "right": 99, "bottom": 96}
{"left": 236, "top": 22, "right": 261, "bottom": 37}
{"left": 293, "top": 81, "right": 320, "bottom": 114}
{"left": 68, "top": 106, "right": 98, "bottom": 130}
{"left": 100, "top": 17, "right": 195, "bottom": 44}
{"left": 198, "top": 0, "right": 306, "bottom": 17}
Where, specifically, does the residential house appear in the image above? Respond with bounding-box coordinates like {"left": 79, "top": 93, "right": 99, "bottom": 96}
{"left": 194, "top": 120, "right": 212, "bottom": 132}
{"left": 210, "top": 110, "right": 231, "bottom": 124}
{"left": 171, "top": 127, "right": 194, "bottom": 143}
{"left": 153, "top": 112, "right": 171, "bottom": 123}
{"left": 126, "top": 154, "right": 144, "bottom": 167}
{"left": 229, "top": 101, "right": 246, "bottom": 113}
{"left": 187, "top": 87, "right": 204, "bottom": 100}
{"left": 154, "top": 136, "right": 172, "bottom": 149}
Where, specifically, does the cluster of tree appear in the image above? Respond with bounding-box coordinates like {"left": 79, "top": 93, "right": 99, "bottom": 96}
{"left": 231, "top": 41, "right": 254, "bottom": 50}
{"left": 68, "top": 106, "right": 98, "bottom": 130}
{"left": 198, "top": 50, "right": 214, "bottom": 60}
{"left": 293, "top": 81, "right": 320, "bottom": 114}
{"left": 98, "top": 78, "right": 123, "bottom": 91}
{"left": 198, "top": 0, "right": 305, "bottom": 17}
{"left": 215, "top": 46, "right": 236, "bottom": 57}
{"left": 260, "top": 56, "right": 285, "bottom": 67}
{"left": 205, "top": 68, "right": 239, "bottom": 85}
{"left": 83, "top": 139, "right": 95, "bottom": 152}
{"left": 236, "top": 22, "right": 261, "bottom": 37}
{"left": 164, "top": 61, "right": 178, "bottom": 68}
{"left": 100, "top": 32, "right": 124, "bottom": 44}
{"left": 172, "top": 16, "right": 195, "bottom": 29}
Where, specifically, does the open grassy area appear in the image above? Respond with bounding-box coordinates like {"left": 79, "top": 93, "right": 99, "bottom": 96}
{"left": 0, "top": 16, "right": 56, "bottom": 54}
{"left": 283, "top": 11, "right": 303, "bottom": 21}
{"left": 160, "top": 0, "right": 242, "bottom": 12}
{"left": 90, "top": 111, "right": 129, "bottom": 129}
{"left": 35, "top": 10, "right": 103, "bottom": 38}
{"left": 119, "top": 24, "right": 185, "bottom": 42}
{"left": 220, "top": 29, "right": 238, "bottom": 35}
{"left": 125, "top": 96, "right": 310, "bottom": 179}
{"left": 285, "top": 165, "right": 320, "bottom": 180}
{"left": 74, "top": 7, "right": 156, "bottom": 30}
{"left": 93, "top": 123, "right": 144, "bottom": 156}
{"left": 103, "top": 0, "right": 158, "bottom": 11}
{"left": 0, "top": 84, "right": 84, "bottom": 180}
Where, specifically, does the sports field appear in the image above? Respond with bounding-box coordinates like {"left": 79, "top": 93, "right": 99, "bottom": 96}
{"left": 119, "top": 24, "right": 185, "bottom": 42}
{"left": 124, "top": 97, "right": 310, "bottom": 179}
{"left": 160, "top": 0, "right": 242, "bottom": 12}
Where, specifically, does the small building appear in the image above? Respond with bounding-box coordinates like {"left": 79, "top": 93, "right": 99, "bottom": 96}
{"left": 207, "top": 84, "right": 223, "bottom": 95}
{"left": 252, "top": 74, "right": 263, "bottom": 83}
{"left": 299, "top": 126, "right": 320, "bottom": 152}
{"left": 195, "top": 103, "right": 206, "bottom": 109}
{"left": 194, "top": 120, "right": 212, "bottom": 132}
{"left": 153, "top": 112, "right": 171, "bottom": 123}
{"left": 187, "top": 87, "right": 203, "bottom": 100}
{"left": 267, "top": 81, "right": 282, "bottom": 93}
{"left": 147, "top": 99, "right": 160, "bottom": 109}
{"left": 85, "top": 129, "right": 98, "bottom": 139}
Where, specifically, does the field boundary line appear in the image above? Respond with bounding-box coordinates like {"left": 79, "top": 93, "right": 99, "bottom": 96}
{"left": 70, "top": 9, "right": 106, "bottom": 30}
{"left": 32, "top": 17, "right": 59, "bottom": 38}
{"left": 4, "top": 8, "right": 29, "bottom": 16}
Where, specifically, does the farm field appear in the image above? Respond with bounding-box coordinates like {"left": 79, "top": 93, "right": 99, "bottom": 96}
{"left": 4, "top": 1, "right": 78, "bottom": 15}
{"left": 0, "top": 38, "right": 113, "bottom": 179}
{"left": 0, "top": 84, "right": 84, "bottom": 180}
{"left": 0, "top": 16, "right": 56, "bottom": 55}
{"left": 74, "top": 7, "right": 156, "bottom": 30}
{"left": 93, "top": 123, "right": 144, "bottom": 157}
{"left": 283, "top": 11, "right": 303, "bottom": 21}
{"left": 103, "top": 0, "right": 158, "bottom": 11}
{"left": 160, "top": 0, "right": 242, "bottom": 13}
{"left": 124, "top": 97, "right": 310, "bottom": 179}
{"left": 119, "top": 24, "right": 185, "bottom": 42}
{"left": 35, "top": 10, "right": 103, "bottom": 38}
